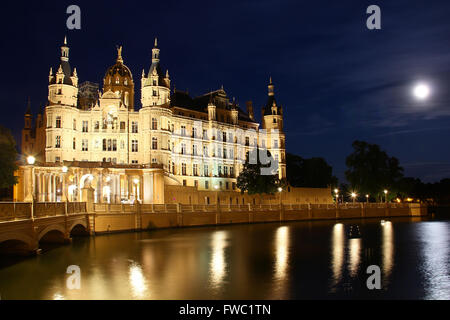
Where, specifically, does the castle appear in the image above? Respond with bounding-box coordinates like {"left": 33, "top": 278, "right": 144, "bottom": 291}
{"left": 15, "top": 37, "right": 303, "bottom": 205}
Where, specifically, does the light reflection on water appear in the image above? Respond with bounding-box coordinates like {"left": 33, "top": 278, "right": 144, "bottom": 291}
{"left": 330, "top": 223, "right": 345, "bottom": 291}
{"left": 348, "top": 239, "right": 361, "bottom": 278}
{"left": 382, "top": 221, "right": 394, "bottom": 288}
{"left": 0, "top": 218, "right": 448, "bottom": 300}
{"left": 209, "top": 231, "right": 228, "bottom": 290}
{"left": 418, "top": 222, "right": 450, "bottom": 300}
{"left": 129, "top": 262, "right": 148, "bottom": 299}
{"left": 271, "top": 226, "right": 290, "bottom": 299}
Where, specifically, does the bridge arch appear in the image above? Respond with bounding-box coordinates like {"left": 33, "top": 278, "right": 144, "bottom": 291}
{"left": 68, "top": 221, "right": 89, "bottom": 237}
{"left": 38, "top": 225, "right": 67, "bottom": 244}
{"left": 0, "top": 233, "right": 37, "bottom": 255}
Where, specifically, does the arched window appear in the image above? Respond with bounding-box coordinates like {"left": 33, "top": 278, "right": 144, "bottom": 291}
{"left": 115, "top": 77, "right": 120, "bottom": 84}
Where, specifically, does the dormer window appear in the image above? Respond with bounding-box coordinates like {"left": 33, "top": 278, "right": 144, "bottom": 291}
{"left": 115, "top": 77, "right": 120, "bottom": 84}
{"left": 153, "top": 80, "right": 157, "bottom": 86}
{"left": 124, "top": 79, "right": 128, "bottom": 86}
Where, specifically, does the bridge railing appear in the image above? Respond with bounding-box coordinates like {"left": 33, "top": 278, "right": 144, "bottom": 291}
{"left": 0, "top": 202, "right": 32, "bottom": 221}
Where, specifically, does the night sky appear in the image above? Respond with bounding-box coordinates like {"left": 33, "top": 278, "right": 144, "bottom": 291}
{"left": 2, "top": 0, "right": 450, "bottom": 183}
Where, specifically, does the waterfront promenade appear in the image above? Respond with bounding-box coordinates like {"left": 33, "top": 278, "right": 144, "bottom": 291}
{"left": 0, "top": 201, "right": 427, "bottom": 255}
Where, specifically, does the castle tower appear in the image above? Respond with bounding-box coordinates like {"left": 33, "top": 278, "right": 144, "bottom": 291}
{"left": 261, "top": 77, "right": 286, "bottom": 179}
{"left": 141, "top": 38, "right": 171, "bottom": 107}
{"left": 48, "top": 37, "right": 79, "bottom": 107}
{"left": 103, "top": 46, "right": 135, "bottom": 111}
{"left": 21, "top": 98, "right": 33, "bottom": 156}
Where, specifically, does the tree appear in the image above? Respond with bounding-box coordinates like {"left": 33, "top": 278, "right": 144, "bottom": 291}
{"left": 237, "top": 149, "right": 281, "bottom": 195}
{"left": 0, "top": 126, "right": 18, "bottom": 190}
{"left": 286, "top": 153, "right": 337, "bottom": 188}
{"left": 345, "top": 141, "right": 404, "bottom": 201}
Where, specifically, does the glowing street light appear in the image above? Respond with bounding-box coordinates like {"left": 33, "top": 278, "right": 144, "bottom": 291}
{"left": 351, "top": 192, "right": 357, "bottom": 204}
{"left": 334, "top": 189, "right": 339, "bottom": 204}
{"left": 384, "top": 190, "right": 389, "bottom": 203}
{"left": 62, "top": 166, "right": 68, "bottom": 173}
{"left": 27, "top": 156, "right": 36, "bottom": 165}
{"left": 366, "top": 194, "right": 369, "bottom": 204}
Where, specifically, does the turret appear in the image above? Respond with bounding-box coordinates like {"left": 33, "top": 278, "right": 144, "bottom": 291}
{"left": 208, "top": 96, "right": 217, "bottom": 121}
{"left": 262, "top": 77, "right": 283, "bottom": 131}
{"left": 48, "top": 36, "right": 79, "bottom": 107}
{"left": 141, "top": 38, "right": 171, "bottom": 107}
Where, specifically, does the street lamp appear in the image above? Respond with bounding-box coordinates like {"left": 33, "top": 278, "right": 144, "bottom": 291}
{"left": 334, "top": 189, "right": 339, "bottom": 204}
{"left": 366, "top": 194, "right": 369, "bottom": 204}
{"left": 27, "top": 156, "right": 36, "bottom": 165}
{"left": 25, "top": 156, "right": 36, "bottom": 204}
{"left": 384, "top": 190, "right": 388, "bottom": 203}
{"left": 214, "top": 185, "right": 220, "bottom": 206}
{"left": 351, "top": 192, "right": 357, "bottom": 204}
{"left": 278, "top": 187, "right": 283, "bottom": 205}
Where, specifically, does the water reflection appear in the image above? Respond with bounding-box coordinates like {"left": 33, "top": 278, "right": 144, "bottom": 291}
{"left": 129, "top": 261, "right": 148, "bottom": 299}
{"left": 209, "top": 231, "right": 228, "bottom": 289}
{"left": 381, "top": 221, "right": 394, "bottom": 287}
{"left": 275, "top": 226, "right": 290, "bottom": 280}
{"left": 419, "top": 222, "right": 450, "bottom": 300}
{"left": 348, "top": 239, "right": 361, "bottom": 277}
{"left": 331, "top": 223, "right": 345, "bottom": 290}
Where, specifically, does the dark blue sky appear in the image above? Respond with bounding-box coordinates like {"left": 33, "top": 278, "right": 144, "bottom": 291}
{"left": 2, "top": 0, "right": 450, "bottom": 183}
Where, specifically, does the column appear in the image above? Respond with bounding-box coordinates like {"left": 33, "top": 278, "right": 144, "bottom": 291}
{"left": 115, "top": 175, "right": 121, "bottom": 203}
{"left": 52, "top": 174, "right": 56, "bottom": 202}
{"left": 47, "top": 174, "right": 51, "bottom": 202}
{"left": 98, "top": 173, "right": 103, "bottom": 203}
{"left": 143, "top": 172, "right": 154, "bottom": 204}
{"left": 61, "top": 174, "right": 67, "bottom": 202}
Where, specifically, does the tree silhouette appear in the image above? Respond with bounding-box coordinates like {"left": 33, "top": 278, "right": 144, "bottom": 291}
{"left": 237, "top": 149, "right": 281, "bottom": 195}
{"left": 345, "top": 141, "right": 403, "bottom": 201}
{"left": 0, "top": 126, "right": 18, "bottom": 189}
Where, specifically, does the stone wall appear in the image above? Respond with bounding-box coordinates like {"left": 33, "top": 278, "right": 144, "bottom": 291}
{"left": 164, "top": 185, "right": 334, "bottom": 205}
{"left": 89, "top": 203, "right": 427, "bottom": 234}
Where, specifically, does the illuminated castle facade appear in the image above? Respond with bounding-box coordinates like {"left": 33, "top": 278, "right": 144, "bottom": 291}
{"left": 16, "top": 38, "right": 287, "bottom": 204}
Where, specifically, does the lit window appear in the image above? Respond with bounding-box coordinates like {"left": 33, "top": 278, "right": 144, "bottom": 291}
{"left": 132, "top": 140, "right": 138, "bottom": 152}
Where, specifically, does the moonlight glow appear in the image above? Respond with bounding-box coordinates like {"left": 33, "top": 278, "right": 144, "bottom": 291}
{"left": 413, "top": 83, "right": 431, "bottom": 100}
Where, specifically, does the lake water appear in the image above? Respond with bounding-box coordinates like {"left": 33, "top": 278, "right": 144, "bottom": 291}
{"left": 0, "top": 217, "right": 449, "bottom": 300}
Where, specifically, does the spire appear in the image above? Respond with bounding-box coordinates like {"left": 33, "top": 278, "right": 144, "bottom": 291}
{"left": 116, "top": 45, "right": 123, "bottom": 63}
{"left": 268, "top": 76, "right": 275, "bottom": 97}
{"left": 25, "top": 97, "right": 31, "bottom": 115}
{"left": 152, "top": 38, "right": 160, "bottom": 64}
{"left": 165, "top": 69, "right": 170, "bottom": 78}
{"left": 61, "top": 36, "right": 69, "bottom": 62}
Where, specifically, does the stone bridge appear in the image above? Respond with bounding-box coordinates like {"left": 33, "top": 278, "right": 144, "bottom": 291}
{"left": 0, "top": 202, "right": 89, "bottom": 255}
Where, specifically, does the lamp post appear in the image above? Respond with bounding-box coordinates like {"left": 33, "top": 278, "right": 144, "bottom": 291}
{"left": 278, "top": 187, "right": 283, "bottom": 206}
{"left": 334, "top": 189, "right": 339, "bottom": 205}
{"left": 215, "top": 185, "right": 220, "bottom": 205}
{"left": 384, "top": 190, "right": 388, "bottom": 204}
{"left": 26, "top": 156, "right": 36, "bottom": 219}
{"left": 351, "top": 192, "right": 357, "bottom": 204}
{"left": 133, "top": 178, "right": 140, "bottom": 203}
{"left": 366, "top": 194, "right": 369, "bottom": 204}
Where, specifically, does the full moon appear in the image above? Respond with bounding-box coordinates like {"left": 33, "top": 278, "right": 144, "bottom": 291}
{"left": 413, "top": 83, "right": 431, "bottom": 100}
